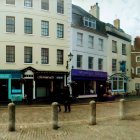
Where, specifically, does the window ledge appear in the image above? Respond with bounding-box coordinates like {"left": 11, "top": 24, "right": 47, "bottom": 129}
{"left": 24, "top": 34, "right": 35, "bottom": 36}
{"left": 24, "top": 63, "right": 34, "bottom": 65}
{"left": 5, "top": 32, "right": 16, "bottom": 35}
{"left": 5, "top": 4, "right": 16, "bottom": 7}
{"left": 57, "top": 12, "right": 65, "bottom": 16}
{"left": 6, "top": 62, "right": 16, "bottom": 64}
{"left": 24, "top": 6, "right": 33, "bottom": 9}
{"left": 56, "top": 37, "right": 64, "bottom": 40}
{"left": 41, "top": 9, "right": 49, "bottom": 12}
{"left": 41, "top": 35, "right": 50, "bottom": 38}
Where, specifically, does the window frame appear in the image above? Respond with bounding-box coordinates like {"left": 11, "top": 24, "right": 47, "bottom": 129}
{"left": 24, "top": 0, "right": 33, "bottom": 7}
{"left": 77, "top": 32, "right": 83, "bottom": 47}
{"left": 24, "top": 46, "right": 32, "bottom": 63}
{"left": 122, "top": 44, "right": 126, "bottom": 55}
{"left": 112, "top": 59, "right": 117, "bottom": 72}
{"left": 136, "top": 67, "right": 140, "bottom": 75}
{"left": 77, "top": 55, "right": 82, "bottom": 68}
{"left": 112, "top": 40, "right": 117, "bottom": 53}
{"left": 6, "top": 45, "right": 15, "bottom": 63}
{"left": 88, "top": 56, "right": 93, "bottom": 69}
{"left": 57, "top": 49, "right": 63, "bottom": 64}
{"left": 57, "top": 23, "right": 64, "bottom": 38}
{"left": 41, "top": 48, "right": 49, "bottom": 64}
{"left": 98, "top": 58, "right": 103, "bottom": 70}
{"left": 98, "top": 38, "right": 103, "bottom": 51}
{"left": 41, "top": 20, "right": 49, "bottom": 36}
{"left": 6, "top": 16, "right": 15, "bottom": 33}
{"left": 6, "top": 0, "right": 15, "bottom": 5}
{"left": 136, "top": 56, "right": 140, "bottom": 62}
{"left": 41, "top": 0, "right": 49, "bottom": 10}
{"left": 57, "top": 0, "right": 64, "bottom": 14}
{"left": 88, "top": 35, "right": 94, "bottom": 48}
{"left": 24, "top": 18, "right": 33, "bottom": 34}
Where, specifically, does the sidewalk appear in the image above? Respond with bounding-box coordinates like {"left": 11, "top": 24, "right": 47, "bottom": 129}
{"left": 0, "top": 100, "right": 140, "bottom": 139}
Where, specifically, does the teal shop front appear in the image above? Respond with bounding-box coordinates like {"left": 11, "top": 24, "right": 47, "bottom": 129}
{"left": 0, "top": 70, "right": 22, "bottom": 102}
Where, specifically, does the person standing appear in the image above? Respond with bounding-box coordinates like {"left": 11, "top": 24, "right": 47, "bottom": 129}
{"left": 63, "top": 86, "right": 71, "bottom": 112}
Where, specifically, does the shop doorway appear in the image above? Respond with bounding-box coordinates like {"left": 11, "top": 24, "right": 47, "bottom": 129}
{"left": 24, "top": 79, "right": 33, "bottom": 103}
{"left": 0, "top": 79, "right": 8, "bottom": 102}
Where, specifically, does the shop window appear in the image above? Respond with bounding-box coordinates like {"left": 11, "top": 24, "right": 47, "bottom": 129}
{"left": 11, "top": 79, "right": 21, "bottom": 94}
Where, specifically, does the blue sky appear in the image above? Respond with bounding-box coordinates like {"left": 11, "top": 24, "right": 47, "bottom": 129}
{"left": 72, "top": 0, "right": 140, "bottom": 42}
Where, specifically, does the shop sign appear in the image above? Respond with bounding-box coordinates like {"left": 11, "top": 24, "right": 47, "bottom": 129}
{"left": 37, "top": 76, "right": 54, "bottom": 79}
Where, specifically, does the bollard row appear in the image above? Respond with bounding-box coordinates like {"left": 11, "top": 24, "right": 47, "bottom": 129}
{"left": 7, "top": 99, "right": 126, "bottom": 132}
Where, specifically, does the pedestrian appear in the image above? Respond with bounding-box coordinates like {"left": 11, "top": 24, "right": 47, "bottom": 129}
{"left": 63, "top": 86, "right": 71, "bottom": 112}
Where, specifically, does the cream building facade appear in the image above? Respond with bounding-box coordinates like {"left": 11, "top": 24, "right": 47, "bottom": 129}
{"left": 0, "top": 0, "right": 71, "bottom": 102}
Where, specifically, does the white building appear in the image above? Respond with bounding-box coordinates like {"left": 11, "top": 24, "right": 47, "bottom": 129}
{"left": 106, "top": 20, "right": 131, "bottom": 93}
{"left": 0, "top": 0, "right": 71, "bottom": 102}
{"left": 71, "top": 4, "right": 108, "bottom": 97}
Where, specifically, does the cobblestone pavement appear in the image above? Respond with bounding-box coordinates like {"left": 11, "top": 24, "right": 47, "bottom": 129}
{"left": 0, "top": 100, "right": 140, "bottom": 140}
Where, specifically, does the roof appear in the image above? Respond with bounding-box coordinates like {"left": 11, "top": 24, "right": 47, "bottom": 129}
{"left": 72, "top": 4, "right": 107, "bottom": 36}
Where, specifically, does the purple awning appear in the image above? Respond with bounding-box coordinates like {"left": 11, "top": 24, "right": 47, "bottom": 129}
{"left": 71, "top": 69, "right": 107, "bottom": 81}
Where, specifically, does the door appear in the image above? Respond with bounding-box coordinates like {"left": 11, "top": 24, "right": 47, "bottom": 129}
{"left": 24, "top": 79, "right": 33, "bottom": 102}
{"left": 0, "top": 79, "right": 8, "bottom": 101}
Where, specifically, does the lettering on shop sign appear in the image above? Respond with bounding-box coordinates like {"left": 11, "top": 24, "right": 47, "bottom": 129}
{"left": 37, "top": 76, "right": 54, "bottom": 79}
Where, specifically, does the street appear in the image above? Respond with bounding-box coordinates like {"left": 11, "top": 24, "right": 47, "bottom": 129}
{"left": 0, "top": 100, "right": 140, "bottom": 140}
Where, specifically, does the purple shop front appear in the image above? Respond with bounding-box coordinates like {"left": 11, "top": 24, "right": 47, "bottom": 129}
{"left": 71, "top": 69, "right": 107, "bottom": 81}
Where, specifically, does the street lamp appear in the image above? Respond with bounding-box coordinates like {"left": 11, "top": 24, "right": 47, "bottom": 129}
{"left": 66, "top": 52, "right": 73, "bottom": 97}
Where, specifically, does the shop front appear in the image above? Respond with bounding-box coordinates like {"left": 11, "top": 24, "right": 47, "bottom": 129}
{"left": 71, "top": 69, "right": 107, "bottom": 97}
{"left": 0, "top": 70, "right": 22, "bottom": 102}
{"left": 108, "top": 73, "right": 128, "bottom": 93}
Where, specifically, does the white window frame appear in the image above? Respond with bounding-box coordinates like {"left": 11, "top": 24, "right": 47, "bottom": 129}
{"left": 24, "top": 0, "right": 33, "bottom": 8}
{"left": 88, "top": 35, "right": 94, "bottom": 48}
{"left": 112, "top": 40, "right": 117, "bottom": 53}
{"left": 6, "top": 0, "right": 15, "bottom": 5}
{"left": 77, "top": 32, "right": 83, "bottom": 47}
{"left": 136, "top": 67, "right": 140, "bottom": 75}
{"left": 136, "top": 56, "right": 140, "bottom": 62}
{"left": 98, "top": 38, "right": 103, "bottom": 51}
{"left": 83, "top": 17, "right": 96, "bottom": 29}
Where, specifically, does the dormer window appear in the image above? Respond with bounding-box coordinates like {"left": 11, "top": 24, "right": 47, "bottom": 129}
{"left": 83, "top": 17, "right": 96, "bottom": 29}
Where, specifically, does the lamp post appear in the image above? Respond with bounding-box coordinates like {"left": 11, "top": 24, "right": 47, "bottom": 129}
{"left": 66, "top": 52, "right": 73, "bottom": 97}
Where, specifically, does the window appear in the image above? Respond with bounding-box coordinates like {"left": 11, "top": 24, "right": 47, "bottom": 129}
{"left": 24, "top": 18, "right": 32, "bottom": 34}
{"left": 112, "top": 76, "right": 124, "bottom": 91}
{"left": 77, "top": 55, "right": 82, "bottom": 68}
{"left": 112, "top": 40, "right": 117, "bottom": 53}
{"left": 6, "top": 16, "right": 15, "bottom": 33}
{"left": 6, "top": 0, "right": 15, "bottom": 5}
{"left": 98, "top": 58, "right": 103, "bottom": 70}
{"left": 6, "top": 46, "right": 15, "bottom": 62}
{"left": 41, "top": 20, "right": 49, "bottom": 36}
{"left": 88, "top": 57, "right": 93, "bottom": 69}
{"left": 88, "top": 35, "right": 94, "bottom": 48}
{"left": 41, "top": 48, "right": 49, "bottom": 64}
{"left": 83, "top": 17, "right": 96, "bottom": 29}
{"left": 57, "top": 23, "right": 64, "bottom": 38}
{"left": 11, "top": 79, "right": 21, "bottom": 94}
{"left": 112, "top": 59, "right": 117, "bottom": 72}
{"left": 24, "top": 47, "right": 32, "bottom": 63}
{"left": 24, "top": 0, "right": 32, "bottom": 7}
{"left": 98, "top": 38, "right": 103, "bottom": 51}
{"left": 41, "top": 0, "right": 49, "bottom": 10}
{"left": 122, "top": 44, "right": 126, "bottom": 55}
{"left": 136, "top": 67, "right": 140, "bottom": 75}
{"left": 135, "top": 83, "right": 140, "bottom": 89}
{"left": 57, "top": 50, "right": 63, "bottom": 64}
{"left": 57, "top": 0, "right": 64, "bottom": 14}
{"left": 136, "top": 56, "right": 140, "bottom": 62}
{"left": 77, "top": 33, "right": 83, "bottom": 46}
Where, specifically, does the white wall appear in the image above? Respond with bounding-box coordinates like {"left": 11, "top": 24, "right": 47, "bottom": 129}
{"left": 0, "top": 0, "right": 72, "bottom": 71}
{"left": 71, "top": 27, "right": 107, "bottom": 72}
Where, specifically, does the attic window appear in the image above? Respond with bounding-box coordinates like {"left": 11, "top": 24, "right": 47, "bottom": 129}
{"left": 83, "top": 17, "right": 96, "bottom": 29}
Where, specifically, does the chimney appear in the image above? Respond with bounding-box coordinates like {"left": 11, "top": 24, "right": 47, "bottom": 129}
{"left": 114, "top": 19, "right": 120, "bottom": 29}
{"left": 89, "top": 3, "right": 100, "bottom": 19}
